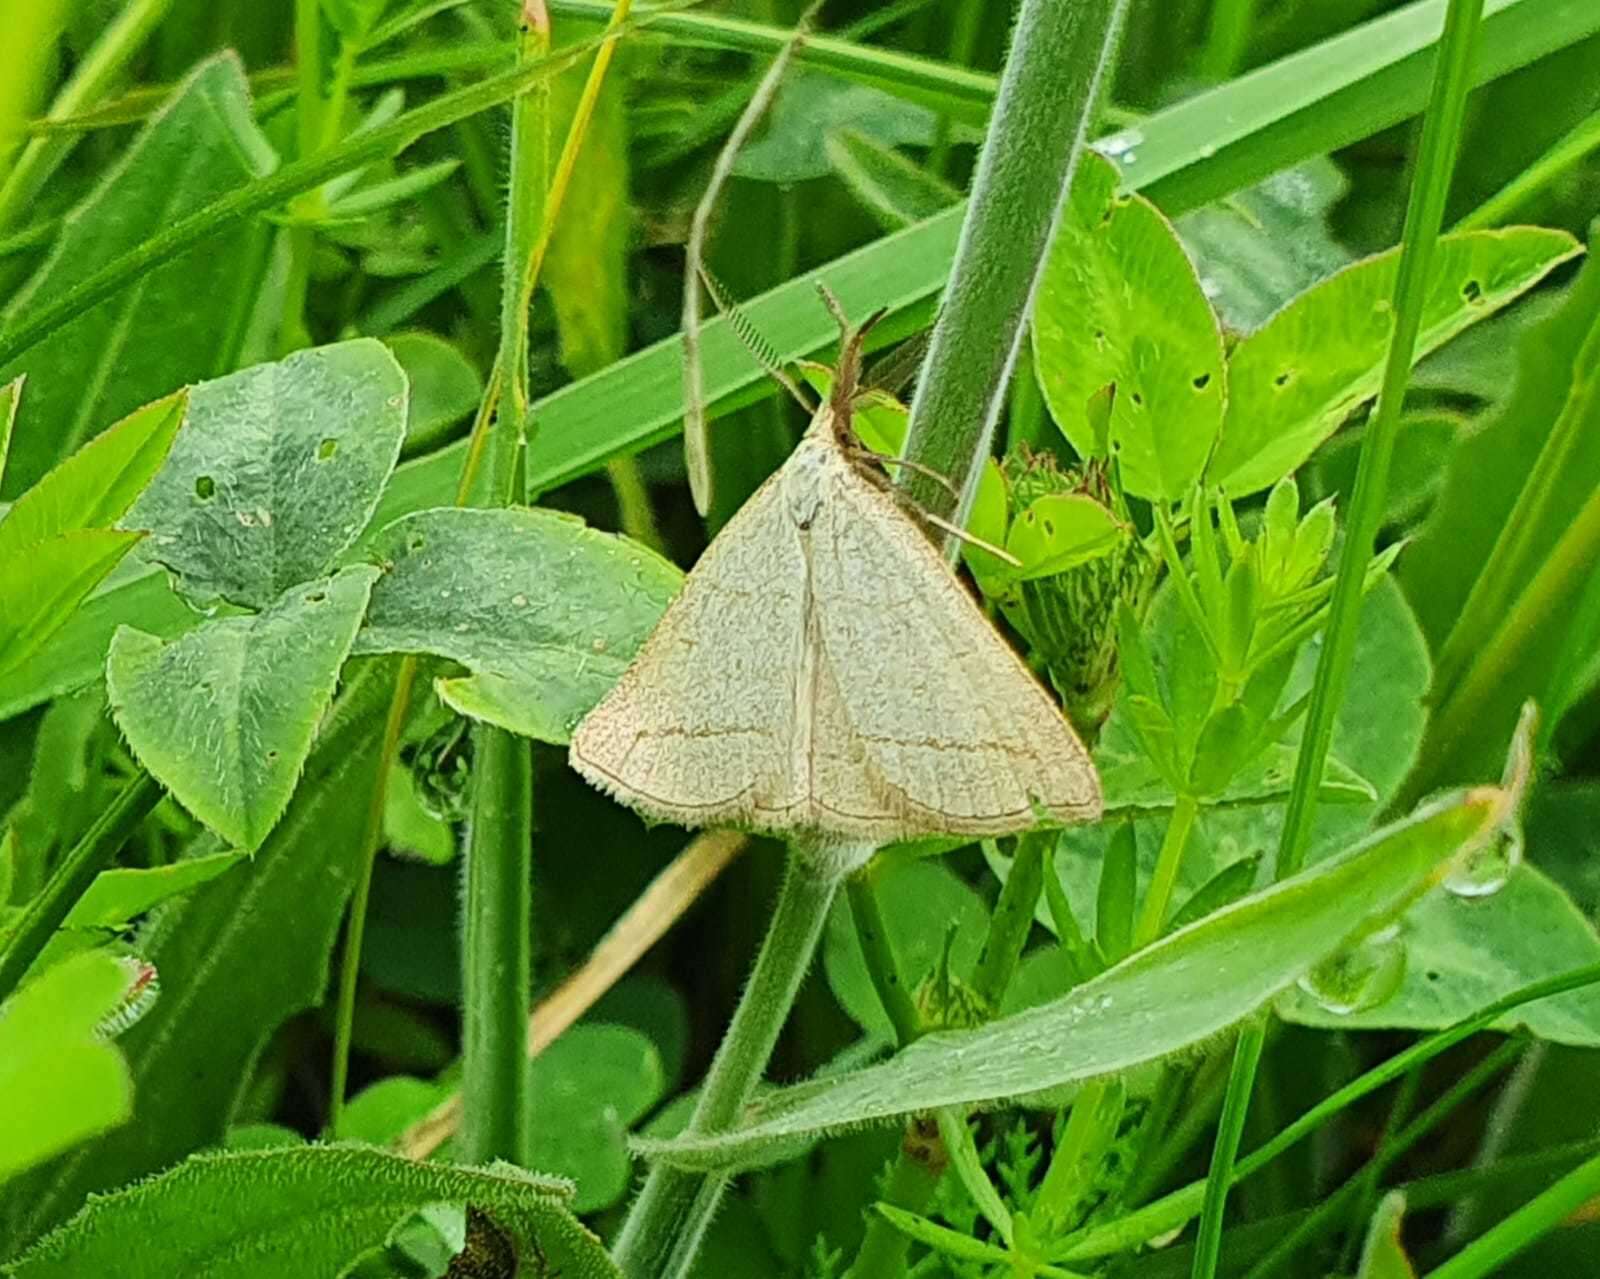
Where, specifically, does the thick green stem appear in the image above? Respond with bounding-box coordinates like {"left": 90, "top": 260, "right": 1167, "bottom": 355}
{"left": 1134, "top": 793, "right": 1198, "bottom": 949}
{"left": 458, "top": 723, "right": 534, "bottom": 1164}
{"left": 847, "top": 1127, "right": 945, "bottom": 1279}
{"left": 900, "top": 0, "right": 1129, "bottom": 533}
{"left": 614, "top": 847, "right": 848, "bottom": 1278}
{"left": 0, "top": 771, "right": 163, "bottom": 1006}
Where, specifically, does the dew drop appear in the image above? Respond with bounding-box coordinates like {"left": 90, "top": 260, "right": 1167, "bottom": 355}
{"left": 511, "top": 593, "right": 528, "bottom": 607}
{"left": 1444, "top": 821, "right": 1522, "bottom": 899}
{"left": 1097, "top": 128, "right": 1144, "bottom": 158}
{"left": 1297, "top": 922, "right": 1406, "bottom": 1015}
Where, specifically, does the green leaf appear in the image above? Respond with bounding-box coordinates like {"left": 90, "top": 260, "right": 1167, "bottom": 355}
{"left": 353, "top": 508, "right": 681, "bottom": 743}
{"left": 526, "top": 1024, "right": 667, "bottom": 1213}
{"left": 1166, "top": 854, "right": 1262, "bottom": 933}
{"left": 638, "top": 785, "right": 1506, "bottom": 1173}
{"left": 0, "top": 530, "right": 144, "bottom": 679}
{"left": 108, "top": 566, "right": 379, "bottom": 851}
{"left": 0, "top": 671, "right": 391, "bottom": 1253}
{"left": 4, "top": 1146, "right": 620, "bottom": 1279}
{"left": 30, "top": 852, "right": 246, "bottom": 973}
{"left": 825, "top": 127, "right": 959, "bottom": 230}
{"left": 125, "top": 340, "right": 407, "bottom": 610}
{"left": 0, "top": 953, "right": 138, "bottom": 1186}
{"left": 0, "top": 377, "right": 19, "bottom": 485}
{"left": 1004, "top": 493, "right": 1124, "bottom": 581}
{"left": 1401, "top": 240, "right": 1600, "bottom": 651}
{"left": 322, "top": 0, "right": 388, "bottom": 42}
{"left": 334, "top": 1076, "right": 451, "bottom": 1145}
{"left": 383, "top": 333, "right": 482, "bottom": 453}
{"left": 824, "top": 859, "right": 989, "bottom": 1039}
{"left": 0, "top": 54, "right": 276, "bottom": 497}
{"left": 1357, "top": 1192, "right": 1417, "bottom": 1279}
{"left": 1278, "top": 864, "right": 1600, "bottom": 1046}
{"left": 1209, "top": 228, "right": 1580, "bottom": 496}
{"left": 732, "top": 69, "right": 937, "bottom": 184}
{"left": 12, "top": 1, "right": 1599, "bottom": 717}
{"left": 1175, "top": 157, "right": 1353, "bottom": 334}
{"left": 320, "top": 159, "right": 462, "bottom": 222}
{"left": 545, "top": 36, "right": 630, "bottom": 379}
{"left": 0, "top": 392, "right": 185, "bottom": 561}
{"left": 1032, "top": 150, "right": 1227, "bottom": 499}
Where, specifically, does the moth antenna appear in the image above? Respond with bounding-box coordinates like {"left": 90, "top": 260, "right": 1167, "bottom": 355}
{"left": 683, "top": 1, "right": 821, "bottom": 517}
{"left": 699, "top": 264, "right": 815, "bottom": 415}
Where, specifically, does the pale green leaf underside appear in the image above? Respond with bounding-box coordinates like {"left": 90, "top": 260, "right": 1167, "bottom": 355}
{"left": 5, "top": 1145, "right": 619, "bottom": 1279}
{"left": 107, "top": 565, "right": 379, "bottom": 850}
{"left": 354, "top": 507, "right": 682, "bottom": 743}
{"left": 0, "top": 953, "right": 136, "bottom": 1185}
{"left": 125, "top": 340, "right": 407, "bottom": 610}
{"left": 1211, "top": 228, "right": 1582, "bottom": 496}
{"left": 638, "top": 788, "right": 1501, "bottom": 1173}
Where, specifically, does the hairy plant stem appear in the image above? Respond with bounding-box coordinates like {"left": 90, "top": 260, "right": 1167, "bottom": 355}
{"left": 899, "top": 0, "right": 1130, "bottom": 535}
{"left": 1191, "top": 3, "right": 1487, "bottom": 1274}
{"left": 614, "top": 846, "right": 849, "bottom": 1278}
{"left": 0, "top": 771, "right": 163, "bottom": 1006}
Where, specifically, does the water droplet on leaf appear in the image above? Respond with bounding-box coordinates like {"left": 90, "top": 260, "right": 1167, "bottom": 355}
{"left": 1297, "top": 922, "right": 1406, "bottom": 1014}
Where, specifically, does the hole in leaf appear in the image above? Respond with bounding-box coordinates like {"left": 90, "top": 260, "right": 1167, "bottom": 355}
{"left": 305, "top": 591, "right": 327, "bottom": 604}
{"left": 1192, "top": 372, "right": 1211, "bottom": 390}
{"left": 1274, "top": 371, "right": 1293, "bottom": 388}
{"left": 408, "top": 535, "right": 426, "bottom": 551}
{"left": 317, "top": 437, "right": 339, "bottom": 460}
{"left": 1426, "top": 970, "right": 1441, "bottom": 982}
{"left": 1130, "top": 391, "right": 1144, "bottom": 406}
{"left": 1042, "top": 519, "right": 1055, "bottom": 537}
{"left": 1461, "top": 278, "right": 1483, "bottom": 304}
{"left": 194, "top": 475, "right": 215, "bottom": 500}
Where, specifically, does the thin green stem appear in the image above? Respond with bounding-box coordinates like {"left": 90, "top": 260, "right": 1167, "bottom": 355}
{"left": 1187, "top": 6, "right": 1488, "bottom": 1271}
{"left": 927, "top": 0, "right": 984, "bottom": 176}
{"left": 900, "top": 0, "right": 1130, "bottom": 533}
{"left": 846, "top": 865, "right": 923, "bottom": 1046}
{"left": 1189, "top": 1020, "right": 1264, "bottom": 1279}
{"left": 1243, "top": 1039, "right": 1523, "bottom": 1279}
{"left": 328, "top": 657, "right": 420, "bottom": 1131}
{"left": 0, "top": 772, "right": 163, "bottom": 1007}
{"left": 0, "top": 0, "right": 176, "bottom": 230}
{"left": 1276, "top": 0, "right": 1485, "bottom": 879}
{"left": 614, "top": 847, "right": 848, "bottom": 1278}
{"left": 1426, "top": 1141, "right": 1600, "bottom": 1276}
{"left": 458, "top": 722, "right": 534, "bottom": 1164}
{"left": 1196, "top": 0, "right": 1256, "bottom": 82}
{"left": 1454, "top": 107, "right": 1600, "bottom": 231}
{"left": 1056, "top": 962, "right": 1600, "bottom": 1264}
{"left": 1134, "top": 793, "right": 1198, "bottom": 949}
{"left": 847, "top": 1129, "right": 945, "bottom": 1279}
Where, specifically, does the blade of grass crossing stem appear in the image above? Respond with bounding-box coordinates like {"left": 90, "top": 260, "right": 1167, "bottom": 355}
{"left": 0, "top": 772, "right": 164, "bottom": 1006}
{"left": 1426, "top": 1147, "right": 1600, "bottom": 1278}
{"left": 899, "top": 0, "right": 1130, "bottom": 535}
{"left": 1192, "top": 4, "right": 1488, "bottom": 1276}
{"left": 614, "top": 848, "right": 850, "bottom": 1278}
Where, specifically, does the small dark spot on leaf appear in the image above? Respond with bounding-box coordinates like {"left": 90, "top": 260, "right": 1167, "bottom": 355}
{"left": 195, "top": 475, "right": 215, "bottom": 500}
{"left": 305, "top": 591, "right": 327, "bottom": 604}
{"left": 317, "top": 437, "right": 339, "bottom": 460}
{"left": 408, "top": 535, "right": 426, "bottom": 551}
{"left": 1274, "top": 370, "right": 1293, "bottom": 388}
{"left": 1461, "top": 278, "right": 1483, "bottom": 304}
{"left": 1042, "top": 519, "right": 1055, "bottom": 537}
{"left": 1130, "top": 391, "right": 1144, "bottom": 406}
{"left": 1426, "top": 970, "right": 1441, "bottom": 982}
{"left": 266, "top": 750, "right": 279, "bottom": 761}
{"left": 1192, "top": 372, "right": 1211, "bottom": 390}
